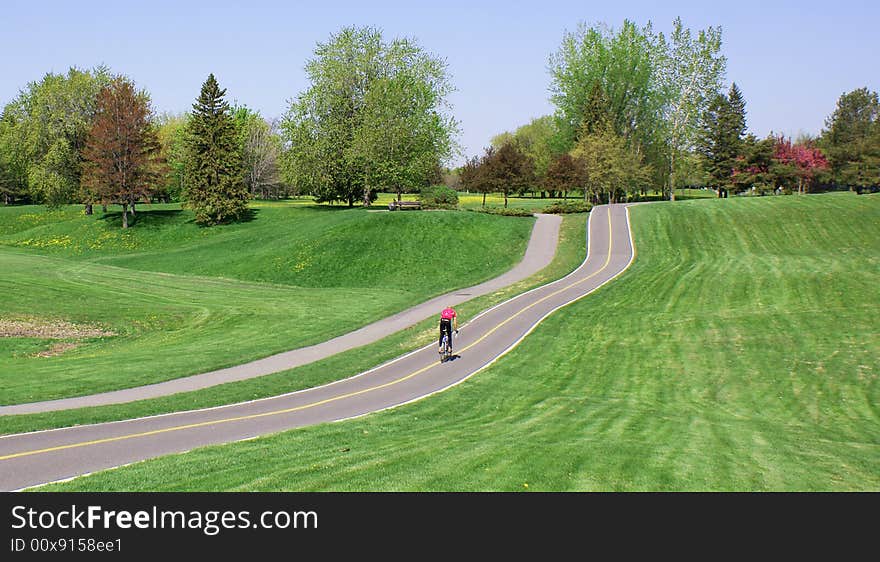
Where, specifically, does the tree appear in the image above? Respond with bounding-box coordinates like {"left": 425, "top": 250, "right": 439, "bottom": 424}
{"left": 732, "top": 134, "right": 776, "bottom": 194}
{"left": 1, "top": 67, "right": 112, "bottom": 209}
{"left": 156, "top": 112, "right": 189, "bottom": 202}
{"left": 580, "top": 81, "right": 615, "bottom": 138}
{"left": 572, "top": 129, "right": 626, "bottom": 203}
{"left": 482, "top": 142, "right": 535, "bottom": 208}
{"left": 459, "top": 153, "right": 490, "bottom": 206}
{"left": 772, "top": 136, "right": 830, "bottom": 194}
{"left": 548, "top": 17, "right": 726, "bottom": 200}
{"left": 549, "top": 20, "right": 659, "bottom": 152}
{"left": 571, "top": 106, "right": 653, "bottom": 204}
{"left": 354, "top": 69, "right": 455, "bottom": 203}
{"left": 81, "top": 77, "right": 164, "bottom": 228}
{"left": 0, "top": 107, "right": 29, "bottom": 204}
{"left": 232, "top": 106, "right": 284, "bottom": 199}
{"left": 697, "top": 83, "right": 747, "bottom": 197}
{"left": 184, "top": 74, "right": 249, "bottom": 225}
{"left": 491, "top": 115, "right": 561, "bottom": 191}
{"left": 656, "top": 17, "right": 727, "bottom": 200}
{"left": 282, "top": 26, "right": 458, "bottom": 207}
{"left": 820, "top": 87, "right": 880, "bottom": 191}
{"left": 544, "top": 153, "right": 585, "bottom": 200}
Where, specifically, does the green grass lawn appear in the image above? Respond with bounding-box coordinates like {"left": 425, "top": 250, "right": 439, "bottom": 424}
{"left": 0, "top": 213, "right": 588, "bottom": 435}
{"left": 36, "top": 192, "right": 880, "bottom": 491}
{"left": 0, "top": 202, "right": 533, "bottom": 404}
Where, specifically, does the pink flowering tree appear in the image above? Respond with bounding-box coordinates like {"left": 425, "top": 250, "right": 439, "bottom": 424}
{"left": 772, "top": 136, "right": 830, "bottom": 194}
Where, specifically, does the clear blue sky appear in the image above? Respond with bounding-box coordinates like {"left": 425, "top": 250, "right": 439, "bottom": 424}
{"left": 2, "top": 0, "right": 878, "bottom": 166}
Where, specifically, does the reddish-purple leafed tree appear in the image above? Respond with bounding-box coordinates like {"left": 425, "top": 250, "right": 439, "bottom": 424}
{"left": 82, "top": 77, "right": 164, "bottom": 228}
{"left": 773, "top": 136, "right": 829, "bottom": 194}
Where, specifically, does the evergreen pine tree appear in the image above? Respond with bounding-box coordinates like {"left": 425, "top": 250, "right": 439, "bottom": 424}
{"left": 184, "top": 74, "right": 249, "bottom": 225}
{"left": 698, "top": 82, "right": 748, "bottom": 196}
{"left": 724, "top": 82, "right": 747, "bottom": 161}
{"left": 579, "top": 82, "right": 614, "bottom": 138}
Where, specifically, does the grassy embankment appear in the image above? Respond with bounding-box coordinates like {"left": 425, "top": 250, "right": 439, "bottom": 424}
{"left": 0, "top": 202, "right": 533, "bottom": 405}
{"left": 35, "top": 192, "right": 880, "bottom": 491}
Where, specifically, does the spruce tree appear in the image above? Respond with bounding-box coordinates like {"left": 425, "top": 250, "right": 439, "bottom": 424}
{"left": 698, "top": 83, "right": 748, "bottom": 197}
{"left": 580, "top": 82, "right": 614, "bottom": 137}
{"left": 184, "top": 74, "right": 249, "bottom": 225}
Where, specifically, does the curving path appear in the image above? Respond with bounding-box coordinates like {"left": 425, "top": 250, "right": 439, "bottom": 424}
{"left": 0, "top": 205, "right": 634, "bottom": 491}
{"left": 0, "top": 213, "right": 562, "bottom": 416}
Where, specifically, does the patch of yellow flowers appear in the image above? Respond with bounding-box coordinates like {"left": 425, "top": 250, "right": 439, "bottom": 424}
{"left": 16, "top": 235, "right": 73, "bottom": 248}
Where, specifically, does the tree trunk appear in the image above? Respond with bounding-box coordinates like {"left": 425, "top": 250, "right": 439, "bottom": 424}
{"left": 122, "top": 203, "right": 129, "bottom": 229}
{"left": 84, "top": 204, "right": 93, "bottom": 215}
{"left": 482, "top": 192, "right": 486, "bottom": 207}
{"left": 503, "top": 191, "right": 508, "bottom": 208}
{"left": 363, "top": 186, "right": 371, "bottom": 207}
{"left": 102, "top": 204, "right": 108, "bottom": 213}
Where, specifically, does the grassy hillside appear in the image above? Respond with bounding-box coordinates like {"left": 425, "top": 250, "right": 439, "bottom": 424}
{"left": 0, "top": 203, "right": 531, "bottom": 291}
{"left": 0, "top": 203, "right": 533, "bottom": 404}
{"left": 39, "top": 193, "right": 879, "bottom": 491}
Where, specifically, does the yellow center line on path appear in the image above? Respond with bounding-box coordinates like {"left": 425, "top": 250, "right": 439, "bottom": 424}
{"left": 1, "top": 209, "right": 616, "bottom": 463}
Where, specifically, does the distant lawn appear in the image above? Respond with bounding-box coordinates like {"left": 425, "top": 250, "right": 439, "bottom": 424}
{"left": 457, "top": 188, "right": 714, "bottom": 210}
{"left": 37, "top": 192, "right": 879, "bottom": 491}
{"left": 0, "top": 203, "right": 533, "bottom": 404}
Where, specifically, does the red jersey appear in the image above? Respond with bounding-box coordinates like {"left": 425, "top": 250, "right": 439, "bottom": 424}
{"left": 441, "top": 307, "right": 457, "bottom": 320}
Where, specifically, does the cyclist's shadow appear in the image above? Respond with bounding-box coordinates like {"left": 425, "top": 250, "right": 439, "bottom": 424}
{"left": 441, "top": 354, "right": 461, "bottom": 363}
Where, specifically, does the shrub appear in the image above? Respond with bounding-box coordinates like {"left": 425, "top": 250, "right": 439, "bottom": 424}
{"left": 467, "top": 206, "right": 534, "bottom": 217}
{"left": 541, "top": 201, "right": 593, "bottom": 214}
{"left": 419, "top": 185, "right": 459, "bottom": 208}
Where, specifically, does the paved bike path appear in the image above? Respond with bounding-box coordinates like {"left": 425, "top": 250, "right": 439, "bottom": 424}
{"left": 0, "top": 205, "right": 633, "bottom": 491}
{"left": 0, "top": 214, "right": 562, "bottom": 416}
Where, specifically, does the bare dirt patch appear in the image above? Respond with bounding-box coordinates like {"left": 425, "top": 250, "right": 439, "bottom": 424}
{"left": 0, "top": 318, "right": 115, "bottom": 339}
{"left": 33, "top": 342, "right": 80, "bottom": 358}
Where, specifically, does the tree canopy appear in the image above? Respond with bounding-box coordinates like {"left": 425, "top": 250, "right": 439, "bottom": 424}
{"left": 82, "top": 76, "right": 163, "bottom": 227}
{"left": 184, "top": 74, "right": 249, "bottom": 225}
{"left": 282, "top": 26, "right": 458, "bottom": 206}
{"left": 548, "top": 17, "right": 726, "bottom": 199}
{"left": 820, "top": 87, "right": 880, "bottom": 191}
{"left": 0, "top": 66, "right": 111, "bottom": 207}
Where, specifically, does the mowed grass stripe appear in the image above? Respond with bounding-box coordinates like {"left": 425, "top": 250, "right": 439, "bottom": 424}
{"left": 36, "top": 193, "right": 879, "bottom": 491}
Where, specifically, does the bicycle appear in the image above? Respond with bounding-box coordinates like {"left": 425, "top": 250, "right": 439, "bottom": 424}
{"left": 439, "top": 329, "right": 458, "bottom": 363}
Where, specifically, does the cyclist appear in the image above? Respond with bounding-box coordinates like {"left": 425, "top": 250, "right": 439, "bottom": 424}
{"left": 439, "top": 305, "right": 459, "bottom": 355}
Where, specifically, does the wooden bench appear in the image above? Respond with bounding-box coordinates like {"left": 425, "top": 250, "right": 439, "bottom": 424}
{"left": 388, "top": 200, "right": 422, "bottom": 211}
